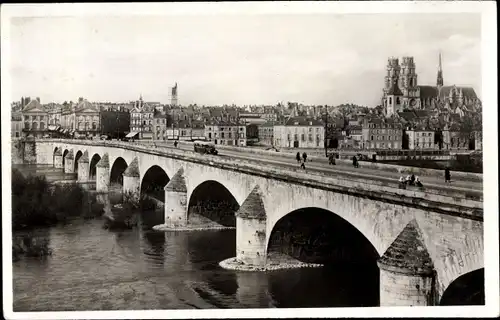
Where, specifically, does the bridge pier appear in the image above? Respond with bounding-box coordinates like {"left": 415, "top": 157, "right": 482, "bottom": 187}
{"left": 235, "top": 185, "right": 267, "bottom": 267}
{"left": 377, "top": 220, "right": 437, "bottom": 306}
{"left": 54, "top": 149, "right": 63, "bottom": 168}
{"left": 164, "top": 168, "right": 188, "bottom": 227}
{"left": 64, "top": 150, "right": 75, "bottom": 174}
{"left": 123, "top": 158, "right": 140, "bottom": 203}
{"left": 77, "top": 152, "right": 89, "bottom": 182}
{"left": 96, "top": 154, "right": 110, "bottom": 193}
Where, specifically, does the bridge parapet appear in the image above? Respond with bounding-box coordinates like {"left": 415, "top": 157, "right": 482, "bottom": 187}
{"left": 134, "top": 140, "right": 483, "bottom": 182}
{"left": 36, "top": 139, "right": 483, "bottom": 221}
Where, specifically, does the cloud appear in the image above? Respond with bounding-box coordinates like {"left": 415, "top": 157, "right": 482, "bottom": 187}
{"left": 8, "top": 13, "right": 481, "bottom": 106}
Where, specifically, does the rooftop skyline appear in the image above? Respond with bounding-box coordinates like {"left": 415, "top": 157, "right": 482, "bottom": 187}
{"left": 8, "top": 13, "right": 481, "bottom": 106}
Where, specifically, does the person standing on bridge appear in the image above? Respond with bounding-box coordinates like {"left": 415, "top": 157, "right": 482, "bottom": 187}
{"left": 300, "top": 159, "right": 306, "bottom": 170}
{"left": 302, "top": 152, "right": 308, "bottom": 163}
{"left": 398, "top": 176, "right": 406, "bottom": 189}
{"left": 174, "top": 140, "right": 178, "bottom": 148}
{"left": 352, "top": 155, "right": 359, "bottom": 168}
{"left": 296, "top": 152, "right": 301, "bottom": 163}
{"left": 329, "top": 153, "right": 336, "bottom": 165}
{"left": 415, "top": 176, "right": 424, "bottom": 189}
{"left": 445, "top": 167, "right": 451, "bottom": 184}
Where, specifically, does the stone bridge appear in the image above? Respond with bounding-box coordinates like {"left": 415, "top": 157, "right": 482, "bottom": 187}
{"left": 30, "top": 139, "right": 484, "bottom": 307}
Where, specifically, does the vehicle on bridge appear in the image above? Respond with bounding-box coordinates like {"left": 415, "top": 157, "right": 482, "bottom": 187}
{"left": 193, "top": 140, "right": 218, "bottom": 155}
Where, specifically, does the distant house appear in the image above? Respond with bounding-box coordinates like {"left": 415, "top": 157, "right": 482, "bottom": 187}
{"left": 205, "top": 120, "right": 247, "bottom": 146}
{"left": 100, "top": 110, "right": 130, "bottom": 139}
{"left": 361, "top": 117, "right": 403, "bottom": 150}
{"left": 11, "top": 111, "right": 22, "bottom": 138}
{"left": 21, "top": 99, "right": 48, "bottom": 138}
{"left": 257, "top": 122, "right": 274, "bottom": 146}
{"left": 273, "top": 116, "right": 324, "bottom": 149}
{"left": 406, "top": 126, "right": 436, "bottom": 150}
{"left": 152, "top": 111, "right": 167, "bottom": 140}
{"left": 129, "top": 96, "right": 155, "bottom": 140}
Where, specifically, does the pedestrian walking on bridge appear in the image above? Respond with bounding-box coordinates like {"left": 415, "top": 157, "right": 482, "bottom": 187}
{"left": 352, "top": 155, "right": 359, "bottom": 168}
{"left": 300, "top": 160, "right": 306, "bottom": 170}
{"left": 445, "top": 167, "right": 451, "bottom": 184}
{"left": 296, "top": 152, "right": 301, "bottom": 163}
{"left": 329, "top": 153, "right": 336, "bottom": 165}
{"left": 302, "top": 152, "right": 308, "bottom": 163}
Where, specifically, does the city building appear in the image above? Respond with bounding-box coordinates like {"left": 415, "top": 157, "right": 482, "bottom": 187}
{"left": 273, "top": 116, "right": 324, "bottom": 149}
{"left": 382, "top": 54, "right": 481, "bottom": 117}
{"left": 153, "top": 111, "right": 167, "bottom": 140}
{"left": 11, "top": 110, "right": 22, "bottom": 138}
{"left": 21, "top": 98, "right": 48, "bottom": 138}
{"left": 325, "top": 116, "right": 345, "bottom": 149}
{"left": 257, "top": 122, "right": 274, "bottom": 146}
{"left": 205, "top": 120, "right": 247, "bottom": 146}
{"left": 340, "top": 124, "right": 363, "bottom": 149}
{"left": 130, "top": 96, "right": 155, "bottom": 140}
{"left": 405, "top": 127, "right": 436, "bottom": 150}
{"left": 100, "top": 110, "right": 130, "bottom": 139}
{"left": 191, "top": 120, "right": 206, "bottom": 141}
{"left": 361, "top": 117, "right": 403, "bottom": 150}
{"left": 73, "top": 100, "right": 101, "bottom": 137}
{"left": 47, "top": 104, "right": 62, "bottom": 128}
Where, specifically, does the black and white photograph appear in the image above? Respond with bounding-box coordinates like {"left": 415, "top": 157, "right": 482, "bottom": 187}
{"left": 2, "top": 1, "right": 498, "bottom": 319}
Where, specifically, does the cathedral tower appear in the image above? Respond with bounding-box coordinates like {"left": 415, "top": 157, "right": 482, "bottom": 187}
{"left": 399, "top": 56, "right": 420, "bottom": 109}
{"left": 384, "top": 57, "right": 400, "bottom": 94}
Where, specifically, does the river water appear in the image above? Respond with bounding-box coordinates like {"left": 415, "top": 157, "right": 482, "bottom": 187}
{"left": 12, "top": 165, "right": 379, "bottom": 311}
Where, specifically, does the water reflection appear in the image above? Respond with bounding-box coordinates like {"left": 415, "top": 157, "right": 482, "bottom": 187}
{"left": 235, "top": 272, "right": 273, "bottom": 308}
{"left": 13, "top": 165, "right": 384, "bottom": 311}
{"left": 268, "top": 265, "right": 379, "bottom": 308}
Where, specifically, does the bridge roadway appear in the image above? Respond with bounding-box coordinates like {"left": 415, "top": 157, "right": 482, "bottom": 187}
{"left": 136, "top": 141, "right": 482, "bottom": 194}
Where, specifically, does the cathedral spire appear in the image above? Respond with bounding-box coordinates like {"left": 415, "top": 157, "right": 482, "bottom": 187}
{"left": 437, "top": 52, "right": 444, "bottom": 88}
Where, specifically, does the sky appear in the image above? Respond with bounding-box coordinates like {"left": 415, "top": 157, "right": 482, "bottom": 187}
{"left": 8, "top": 13, "right": 481, "bottom": 106}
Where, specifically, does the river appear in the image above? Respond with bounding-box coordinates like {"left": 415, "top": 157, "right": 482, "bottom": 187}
{"left": 12, "top": 164, "right": 379, "bottom": 311}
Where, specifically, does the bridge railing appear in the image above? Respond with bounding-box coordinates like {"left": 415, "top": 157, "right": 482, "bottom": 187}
{"left": 37, "top": 139, "right": 483, "bottom": 207}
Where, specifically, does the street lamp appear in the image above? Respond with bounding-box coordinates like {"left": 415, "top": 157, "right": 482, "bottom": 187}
{"left": 323, "top": 105, "right": 328, "bottom": 157}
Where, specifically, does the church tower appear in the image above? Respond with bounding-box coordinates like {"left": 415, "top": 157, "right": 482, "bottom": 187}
{"left": 384, "top": 57, "right": 400, "bottom": 95}
{"left": 399, "top": 56, "right": 421, "bottom": 109}
{"left": 171, "top": 83, "right": 178, "bottom": 106}
{"left": 437, "top": 52, "right": 444, "bottom": 89}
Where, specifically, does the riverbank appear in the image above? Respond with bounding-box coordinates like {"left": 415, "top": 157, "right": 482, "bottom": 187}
{"left": 11, "top": 168, "right": 104, "bottom": 258}
{"left": 219, "top": 252, "right": 324, "bottom": 272}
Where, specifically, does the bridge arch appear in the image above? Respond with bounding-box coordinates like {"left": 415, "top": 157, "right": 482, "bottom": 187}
{"left": 267, "top": 207, "right": 380, "bottom": 265}
{"left": 265, "top": 191, "right": 396, "bottom": 257}
{"left": 62, "top": 149, "right": 70, "bottom": 168}
{"left": 89, "top": 153, "right": 101, "bottom": 180}
{"left": 110, "top": 157, "right": 128, "bottom": 189}
{"left": 187, "top": 180, "right": 240, "bottom": 227}
{"left": 53, "top": 147, "right": 60, "bottom": 165}
{"left": 74, "top": 150, "right": 84, "bottom": 173}
{"left": 140, "top": 165, "right": 170, "bottom": 202}
{"left": 439, "top": 268, "right": 484, "bottom": 306}
{"left": 266, "top": 206, "right": 380, "bottom": 306}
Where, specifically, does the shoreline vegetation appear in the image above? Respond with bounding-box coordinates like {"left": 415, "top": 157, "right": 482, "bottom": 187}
{"left": 11, "top": 168, "right": 104, "bottom": 261}
{"left": 103, "top": 192, "right": 158, "bottom": 230}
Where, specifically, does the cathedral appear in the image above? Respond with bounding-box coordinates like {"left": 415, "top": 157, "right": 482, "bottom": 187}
{"left": 382, "top": 54, "right": 481, "bottom": 117}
